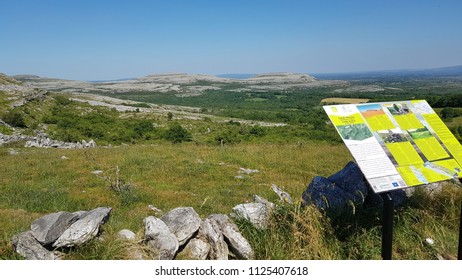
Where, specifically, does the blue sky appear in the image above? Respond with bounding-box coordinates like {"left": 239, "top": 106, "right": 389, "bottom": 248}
{"left": 1, "top": 0, "right": 462, "bottom": 80}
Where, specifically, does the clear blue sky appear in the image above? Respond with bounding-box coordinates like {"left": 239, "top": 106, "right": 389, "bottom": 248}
{"left": 1, "top": 0, "right": 461, "bottom": 80}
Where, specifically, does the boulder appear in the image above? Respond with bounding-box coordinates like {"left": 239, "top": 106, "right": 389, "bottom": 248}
{"left": 12, "top": 231, "right": 59, "bottom": 260}
{"left": 232, "top": 202, "right": 270, "bottom": 230}
{"left": 53, "top": 207, "right": 111, "bottom": 248}
{"left": 176, "top": 237, "right": 210, "bottom": 260}
{"left": 31, "top": 211, "right": 79, "bottom": 245}
{"left": 201, "top": 217, "right": 228, "bottom": 260}
{"left": 302, "top": 161, "right": 368, "bottom": 210}
{"left": 160, "top": 207, "right": 201, "bottom": 246}
{"left": 144, "top": 216, "right": 179, "bottom": 260}
{"left": 209, "top": 214, "right": 254, "bottom": 260}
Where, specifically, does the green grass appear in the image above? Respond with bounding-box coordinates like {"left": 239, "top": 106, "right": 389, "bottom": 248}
{"left": 0, "top": 142, "right": 460, "bottom": 260}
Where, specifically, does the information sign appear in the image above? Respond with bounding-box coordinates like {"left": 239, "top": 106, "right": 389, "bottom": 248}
{"left": 324, "top": 100, "right": 462, "bottom": 193}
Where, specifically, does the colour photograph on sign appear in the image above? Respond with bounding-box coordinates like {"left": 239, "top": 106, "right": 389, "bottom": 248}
{"left": 324, "top": 100, "right": 462, "bottom": 193}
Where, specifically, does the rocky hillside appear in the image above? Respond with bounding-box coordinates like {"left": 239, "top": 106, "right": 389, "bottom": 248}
{"left": 0, "top": 73, "right": 48, "bottom": 110}
{"left": 13, "top": 72, "right": 345, "bottom": 95}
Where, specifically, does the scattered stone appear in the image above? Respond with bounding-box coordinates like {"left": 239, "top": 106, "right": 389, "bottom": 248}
{"left": 271, "top": 184, "right": 293, "bottom": 204}
{"left": 160, "top": 207, "right": 201, "bottom": 246}
{"left": 425, "top": 238, "right": 435, "bottom": 246}
{"left": 12, "top": 231, "right": 59, "bottom": 260}
{"left": 201, "top": 217, "right": 229, "bottom": 260}
{"left": 209, "top": 214, "right": 254, "bottom": 260}
{"left": 232, "top": 202, "right": 270, "bottom": 230}
{"left": 91, "top": 170, "right": 103, "bottom": 175}
{"left": 176, "top": 237, "right": 210, "bottom": 260}
{"left": 31, "top": 211, "right": 79, "bottom": 245}
{"left": 53, "top": 207, "right": 112, "bottom": 248}
{"left": 8, "top": 149, "right": 19, "bottom": 155}
{"left": 60, "top": 156, "right": 68, "bottom": 160}
{"left": 144, "top": 216, "right": 179, "bottom": 260}
{"left": 147, "top": 205, "right": 163, "bottom": 215}
{"left": 118, "top": 229, "right": 136, "bottom": 241}
{"left": 235, "top": 175, "right": 245, "bottom": 180}
{"left": 239, "top": 167, "right": 259, "bottom": 174}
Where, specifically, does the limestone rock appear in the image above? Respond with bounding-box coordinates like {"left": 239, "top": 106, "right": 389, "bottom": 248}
{"left": 53, "top": 207, "right": 111, "bottom": 248}
{"left": 118, "top": 229, "right": 136, "bottom": 241}
{"left": 31, "top": 211, "right": 79, "bottom": 245}
{"left": 271, "top": 184, "right": 293, "bottom": 204}
{"left": 232, "top": 202, "right": 270, "bottom": 230}
{"left": 177, "top": 237, "right": 210, "bottom": 260}
{"left": 253, "top": 194, "right": 275, "bottom": 209}
{"left": 144, "top": 216, "right": 179, "bottom": 260}
{"left": 160, "top": 207, "right": 201, "bottom": 246}
{"left": 209, "top": 214, "right": 254, "bottom": 260}
{"left": 12, "top": 231, "right": 59, "bottom": 260}
{"left": 201, "top": 217, "right": 228, "bottom": 260}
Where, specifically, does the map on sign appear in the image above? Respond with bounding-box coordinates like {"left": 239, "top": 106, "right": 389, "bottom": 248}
{"left": 324, "top": 100, "right": 462, "bottom": 193}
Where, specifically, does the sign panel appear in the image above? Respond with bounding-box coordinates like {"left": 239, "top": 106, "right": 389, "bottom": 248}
{"left": 324, "top": 100, "right": 462, "bottom": 193}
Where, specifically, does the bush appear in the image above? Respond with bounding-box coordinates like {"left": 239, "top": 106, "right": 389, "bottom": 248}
{"left": 164, "top": 122, "right": 192, "bottom": 143}
{"left": 1, "top": 111, "right": 27, "bottom": 128}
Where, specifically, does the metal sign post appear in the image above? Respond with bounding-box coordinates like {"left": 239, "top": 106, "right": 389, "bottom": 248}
{"left": 380, "top": 192, "right": 394, "bottom": 260}
{"left": 458, "top": 199, "right": 462, "bottom": 260}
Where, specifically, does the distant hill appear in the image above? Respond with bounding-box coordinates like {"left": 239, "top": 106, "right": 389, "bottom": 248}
{"left": 217, "top": 74, "right": 256, "bottom": 79}
{"left": 312, "top": 65, "right": 462, "bottom": 80}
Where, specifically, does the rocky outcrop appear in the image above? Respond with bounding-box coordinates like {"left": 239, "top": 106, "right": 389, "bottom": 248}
{"left": 12, "top": 207, "right": 111, "bottom": 260}
{"left": 0, "top": 131, "right": 96, "bottom": 149}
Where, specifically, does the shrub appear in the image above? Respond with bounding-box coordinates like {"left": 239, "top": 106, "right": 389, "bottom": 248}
{"left": 1, "top": 110, "right": 27, "bottom": 128}
{"left": 164, "top": 122, "right": 192, "bottom": 143}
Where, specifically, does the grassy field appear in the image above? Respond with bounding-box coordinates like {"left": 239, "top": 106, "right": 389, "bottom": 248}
{"left": 1, "top": 141, "right": 461, "bottom": 260}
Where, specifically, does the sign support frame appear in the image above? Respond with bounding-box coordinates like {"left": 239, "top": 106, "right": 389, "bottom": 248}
{"left": 380, "top": 192, "right": 394, "bottom": 260}
{"left": 458, "top": 200, "right": 462, "bottom": 260}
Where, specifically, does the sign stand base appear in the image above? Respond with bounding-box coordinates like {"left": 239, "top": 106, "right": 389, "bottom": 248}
{"left": 380, "top": 192, "right": 394, "bottom": 260}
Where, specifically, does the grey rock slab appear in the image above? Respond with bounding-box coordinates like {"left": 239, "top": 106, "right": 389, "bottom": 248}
{"left": 201, "top": 217, "right": 228, "bottom": 260}
{"left": 160, "top": 207, "right": 201, "bottom": 246}
{"left": 12, "top": 231, "right": 59, "bottom": 260}
{"left": 176, "top": 237, "right": 210, "bottom": 260}
{"left": 209, "top": 214, "right": 254, "bottom": 260}
{"left": 144, "top": 216, "right": 179, "bottom": 260}
{"left": 31, "top": 211, "right": 79, "bottom": 245}
{"left": 232, "top": 202, "right": 270, "bottom": 230}
{"left": 53, "top": 207, "right": 111, "bottom": 248}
